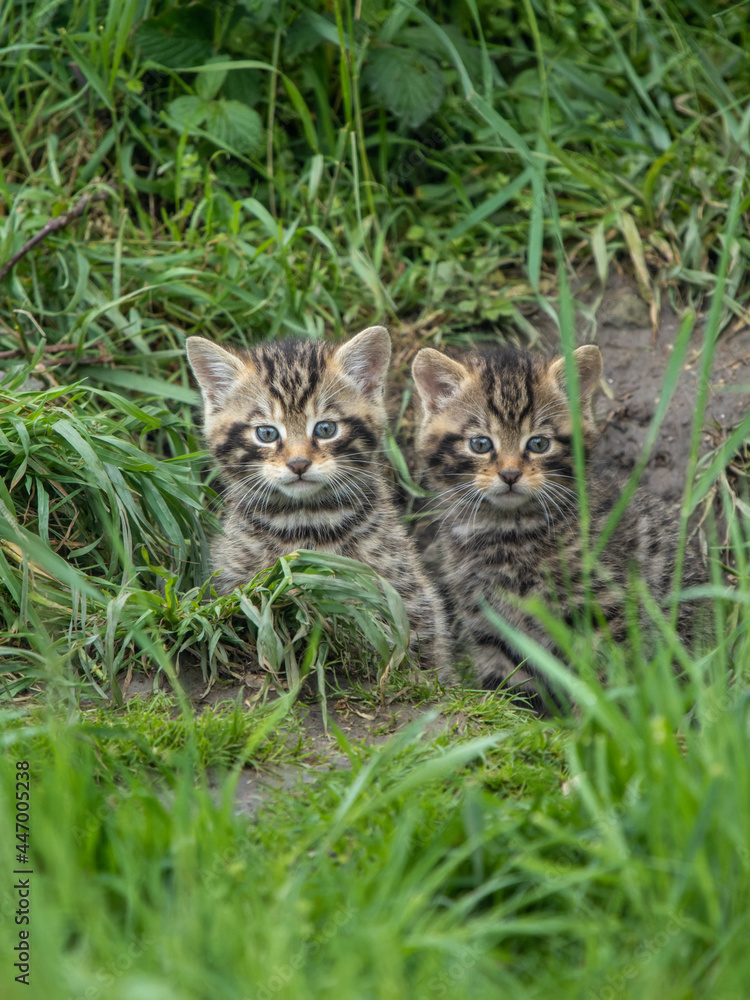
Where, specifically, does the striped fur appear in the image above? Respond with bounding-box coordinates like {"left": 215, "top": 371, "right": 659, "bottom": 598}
{"left": 187, "top": 327, "right": 450, "bottom": 679}
{"left": 412, "top": 343, "right": 706, "bottom": 705}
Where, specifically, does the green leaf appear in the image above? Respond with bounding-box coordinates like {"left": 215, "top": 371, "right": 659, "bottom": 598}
{"left": 223, "top": 67, "right": 263, "bottom": 108}
{"left": 196, "top": 58, "right": 228, "bottom": 101}
{"left": 77, "top": 367, "right": 199, "bottom": 404}
{"left": 399, "top": 24, "right": 481, "bottom": 82}
{"left": 286, "top": 10, "right": 344, "bottom": 56}
{"left": 446, "top": 167, "right": 532, "bottom": 241}
{"left": 52, "top": 419, "right": 114, "bottom": 497}
{"left": 363, "top": 46, "right": 444, "bottom": 128}
{"left": 203, "top": 100, "right": 263, "bottom": 154}
{"left": 59, "top": 34, "right": 113, "bottom": 110}
{"left": 283, "top": 77, "right": 319, "bottom": 153}
{"left": 167, "top": 95, "right": 208, "bottom": 130}
{"left": 134, "top": 7, "right": 214, "bottom": 69}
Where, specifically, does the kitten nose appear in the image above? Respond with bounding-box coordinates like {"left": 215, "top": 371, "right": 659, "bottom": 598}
{"left": 286, "top": 457, "right": 312, "bottom": 476}
{"left": 500, "top": 468, "right": 521, "bottom": 486}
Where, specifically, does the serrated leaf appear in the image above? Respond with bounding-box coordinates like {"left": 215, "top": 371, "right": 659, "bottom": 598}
{"left": 223, "top": 67, "right": 262, "bottom": 108}
{"left": 285, "top": 10, "right": 365, "bottom": 57}
{"left": 399, "top": 24, "right": 481, "bottom": 82}
{"left": 167, "top": 95, "right": 208, "bottom": 130}
{"left": 134, "top": 7, "right": 214, "bottom": 69}
{"left": 203, "top": 100, "right": 263, "bottom": 154}
{"left": 363, "top": 46, "right": 444, "bottom": 128}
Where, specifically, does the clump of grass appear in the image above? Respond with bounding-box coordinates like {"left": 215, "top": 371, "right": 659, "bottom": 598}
{"left": 0, "top": 361, "right": 209, "bottom": 591}
{"left": 3, "top": 0, "right": 750, "bottom": 355}
{"left": 0, "top": 689, "right": 309, "bottom": 774}
{"left": 86, "top": 692, "right": 312, "bottom": 771}
{"left": 0, "top": 542, "right": 412, "bottom": 710}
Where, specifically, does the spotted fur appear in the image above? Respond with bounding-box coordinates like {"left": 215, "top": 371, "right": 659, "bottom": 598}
{"left": 187, "top": 327, "right": 450, "bottom": 679}
{"left": 412, "top": 343, "right": 706, "bottom": 705}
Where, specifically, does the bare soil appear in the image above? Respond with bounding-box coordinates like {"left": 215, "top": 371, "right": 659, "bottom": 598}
{"left": 588, "top": 274, "right": 750, "bottom": 502}
{"left": 123, "top": 666, "right": 448, "bottom": 812}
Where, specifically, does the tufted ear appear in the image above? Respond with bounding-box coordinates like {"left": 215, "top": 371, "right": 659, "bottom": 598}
{"left": 412, "top": 348, "right": 470, "bottom": 414}
{"left": 186, "top": 337, "right": 247, "bottom": 410}
{"left": 334, "top": 326, "right": 391, "bottom": 399}
{"left": 548, "top": 344, "right": 602, "bottom": 401}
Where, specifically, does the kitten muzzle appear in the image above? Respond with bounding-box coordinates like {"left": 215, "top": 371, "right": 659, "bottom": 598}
{"left": 286, "top": 457, "right": 312, "bottom": 476}
{"left": 488, "top": 481, "right": 533, "bottom": 509}
{"left": 499, "top": 468, "right": 522, "bottom": 486}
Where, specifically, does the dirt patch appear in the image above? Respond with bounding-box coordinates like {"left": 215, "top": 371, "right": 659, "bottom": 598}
{"left": 123, "top": 662, "right": 449, "bottom": 813}
{"left": 591, "top": 275, "right": 750, "bottom": 502}
{"left": 230, "top": 696, "right": 446, "bottom": 813}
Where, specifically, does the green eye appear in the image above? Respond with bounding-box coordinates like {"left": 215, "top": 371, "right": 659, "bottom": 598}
{"left": 256, "top": 426, "right": 279, "bottom": 443}
{"left": 469, "top": 436, "right": 493, "bottom": 454}
{"left": 526, "top": 436, "right": 550, "bottom": 454}
{"left": 313, "top": 420, "right": 337, "bottom": 439}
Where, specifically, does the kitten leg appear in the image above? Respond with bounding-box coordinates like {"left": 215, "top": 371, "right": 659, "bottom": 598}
{"left": 210, "top": 522, "right": 277, "bottom": 595}
{"left": 403, "top": 586, "right": 455, "bottom": 685}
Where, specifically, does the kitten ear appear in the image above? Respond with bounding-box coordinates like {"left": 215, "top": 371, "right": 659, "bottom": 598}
{"left": 334, "top": 326, "right": 391, "bottom": 399}
{"left": 186, "top": 337, "right": 247, "bottom": 410}
{"left": 549, "top": 345, "right": 602, "bottom": 400}
{"left": 412, "top": 348, "right": 469, "bottom": 413}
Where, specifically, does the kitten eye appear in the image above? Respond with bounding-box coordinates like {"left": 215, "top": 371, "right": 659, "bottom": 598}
{"left": 313, "top": 420, "right": 338, "bottom": 439}
{"left": 526, "top": 436, "right": 550, "bottom": 454}
{"left": 469, "top": 436, "right": 493, "bottom": 454}
{"left": 256, "top": 426, "right": 279, "bottom": 443}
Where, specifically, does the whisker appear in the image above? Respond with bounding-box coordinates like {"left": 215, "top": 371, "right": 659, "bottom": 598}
{"left": 534, "top": 483, "right": 576, "bottom": 525}
{"left": 440, "top": 485, "right": 485, "bottom": 524}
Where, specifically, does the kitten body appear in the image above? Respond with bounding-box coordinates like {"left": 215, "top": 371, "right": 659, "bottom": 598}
{"left": 412, "top": 343, "right": 705, "bottom": 700}
{"left": 187, "top": 327, "right": 450, "bottom": 679}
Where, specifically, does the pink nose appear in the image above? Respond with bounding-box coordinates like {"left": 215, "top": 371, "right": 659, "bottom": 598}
{"left": 287, "top": 458, "right": 312, "bottom": 476}
{"left": 500, "top": 468, "right": 521, "bottom": 486}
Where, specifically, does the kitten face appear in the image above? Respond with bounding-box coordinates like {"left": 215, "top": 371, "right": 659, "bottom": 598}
{"left": 412, "top": 345, "right": 602, "bottom": 523}
{"left": 187, "top": 327, "right": 390, "bottom": 512}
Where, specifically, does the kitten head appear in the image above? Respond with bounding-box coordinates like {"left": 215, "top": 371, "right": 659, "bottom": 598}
{"left": 187, "top": 327, "right": 390, "bottom": 509}
{"left": 411, "top": 344, "right": 602, "bottom": 521}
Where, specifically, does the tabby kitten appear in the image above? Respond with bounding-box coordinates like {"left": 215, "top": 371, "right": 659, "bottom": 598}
{"left": 187, "top": 326, "right": 450, "bottom": 679}
{"left": 412, "top": 343, "right": 705, "bottom": 703}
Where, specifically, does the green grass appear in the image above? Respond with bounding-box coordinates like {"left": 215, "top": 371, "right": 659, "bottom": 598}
{"left": 2, "top": 661, "right": 749, "bottom": 999}
{"left": 1, "top": 1, "right": 750, "bottom": 998}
